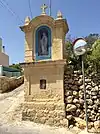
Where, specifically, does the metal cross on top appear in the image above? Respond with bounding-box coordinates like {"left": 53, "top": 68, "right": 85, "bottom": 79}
{"left": 41, "top": 4, "right": 48, "bottom": 15}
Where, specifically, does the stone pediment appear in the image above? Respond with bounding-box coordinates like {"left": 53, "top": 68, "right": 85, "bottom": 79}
{"left": 20, "top": 15, "right": 69, "bottom": 34}
{"left": 20, "top": 5, "right": 69, "bottom": 127}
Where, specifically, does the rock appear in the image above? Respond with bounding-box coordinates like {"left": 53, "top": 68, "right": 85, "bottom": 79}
{"left": 69, "top": 125, "right": 74, "bottom": 129}
{"left": 76, "top": 109, "right": 81, "bottom": 116}
{"left": 71, "top": 126, "right": 81, "bottom": 134}
{"left": 98, "top": 110, "right": 100, "bottom": 113}
{"left": 67, "top": 115, "right": 73, "bottom": 120}
{"left": 65, "top": 96, "right": 73, "bottom": 104}
{"left": 97, "top": 116, "right": 100, "bottom": 120}
{"left": 46, "top": 118, "right": 54, "bottom": 126}
{"left": 75, "top": 70, "right": 82, "bottom": 75}
{"left": 91, "top": 110, "right": 95, "bottom": 115}
{"left": 79, "top": 90, "right": 83, "bottom": 95}
{"left": 79, "top": 99, "right": 84, "bottom": 105}
{"left": 79, "top": 91, "right": 84, "bottom": 99}
{"left": 73, "top": 99, "right": 79, "bottom": 103}
{"left": 93, "top": 105, "right": 98, "bottom": 110}
{"left": 87, "top": 109, "right": 91, "bottom": 113}
{"left": 86, "top": 85, "right": 91, "bottom": 90}
{"left": 91, "top": 82, "right": 96, "bottom": 87}
{"left": 71, "top": 85, "right": 78, "bottom": 91}
{"left": 68, "top": 79, "right": 73, "bottom": 84}
{"left": 79, "top": 85, "right": 84, "bottom": 90}
{"left": 94, "top": 86, "right": 99, "bottom": 91}
{"left": 73, "top": 73, "right": 77, "bottom": 77}
{"left": 40, "top": 117, "right": 46, "bottom": 124}
{"left": 85, "top": 79, "right": 91, "bottom": 83}
{"left": 88, "top": 122, "right": 94, "bottom": 129}
{"left": 78, "top": 79, "right": 83, "bottom": 85}
{"left": 96, "top": 113, "right": 100, "bottom": 117}
{"left": 65, "top": 90, "right": 73, "bottom": 96}
{"left": 94, "top": 99, "right": 99, "bottom": 105}
{"left": 87, "top": 99, "right": 93, "bottom": 105}
{"left": 91, "top": 91, "right": 97, "bottom": 96}
{"left": 0, "top": 76, "right": 24, "bottom": 93}
{"left": 94, "top": 121, "right": 100, "bottom": 129}
{"left": 88, "top": 105, "right": 93, "bottom": 109}
{"left": 75, "top": 103, "right": 81, "bottom": 108}
{"left": 92, "top": 96, "right": 97, "bottom": 99}
{"left": 66, "top": 104, "right": 77, "bottom": 112}
{"left": 73, "top": 91, "right": 78, "bottom": 96}
{"left": 86, "top": 90, "right": 91, "bottom": 95}
{"left": 79, "top": 75, "right": 83, "bottom": 78}
{"left": 90, "top": 115, "right": 95, "bottom": 121}
{"left": 86, "top": 94, "right": 90, "bottom": 99}
{"left": 69, "top": 84, "right": 72, "bottom": 88}
{"left": 75, "top": 117, "right": 86, "bottom": 129}
{"left": 79, "top": 113, "right": 84, "bottom": 119}
{"left": 97, "top": 94, "right": 100, "bottom": 98}
{"left": 60, "top": 119, "right": 68, "bottom": 127}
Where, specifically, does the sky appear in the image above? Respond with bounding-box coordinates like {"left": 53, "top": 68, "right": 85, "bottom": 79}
{"left": 0, "top": 0, "right": 100, "bottom": 64}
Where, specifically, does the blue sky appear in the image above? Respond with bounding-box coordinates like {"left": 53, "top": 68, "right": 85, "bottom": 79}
{"left": 0, "top": 0, "right": 100, "bottom": 64}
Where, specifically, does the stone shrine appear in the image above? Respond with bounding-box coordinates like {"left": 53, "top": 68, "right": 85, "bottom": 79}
{"left": 20, "top": 4, "right": 69, "bottom": 127}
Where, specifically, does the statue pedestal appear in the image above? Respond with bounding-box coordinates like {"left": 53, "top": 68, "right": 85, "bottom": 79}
{"left": 22, "top": 102, "right": 68, "bottom": 127}
{"left": 21, "top": 60, "right": 68, "bottom": 127}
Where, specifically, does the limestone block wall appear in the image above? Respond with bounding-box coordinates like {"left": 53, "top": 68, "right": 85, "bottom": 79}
{"left": 22, "top": 102, "right": 68, "bottom": 127}
{"left": 64, "top": 68, "right": 100, "bottom": 128}
{"left": 24, "top": 63, "right": 65, "bottom": 102}
{"left": 22, "top": 61, "right": 69, "bottom": 127}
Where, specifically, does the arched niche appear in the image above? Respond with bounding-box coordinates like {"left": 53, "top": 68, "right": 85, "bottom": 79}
{"left": 35, "top": 25, "right": 52, "bottom": 60}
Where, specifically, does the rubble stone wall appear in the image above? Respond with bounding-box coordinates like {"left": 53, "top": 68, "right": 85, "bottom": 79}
{"left": 64, "top": 68, "right": 100, "bottom": 129}
{"left": 0, "top": 76, "right": 24, "bottom": 93}
{"left": 22, "top": 102, "right": 68, "bottom": 127}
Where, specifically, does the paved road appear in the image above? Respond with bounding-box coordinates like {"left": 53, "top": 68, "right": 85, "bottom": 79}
{"left": 0, "top": 125, "right": 39, "bottom": 134}
{"left": 0, "top": 85, "right": 80, "bottom": 134}
{"left": 0, "top": 125, "right": 76, "bottom": 134}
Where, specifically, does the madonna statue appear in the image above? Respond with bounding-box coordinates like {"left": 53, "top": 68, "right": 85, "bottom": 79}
{"left": 40, "top": 32, "right": 48, "bottom": 55}
{"left": 36, "top": 26, "right": 51, "bottom": 58}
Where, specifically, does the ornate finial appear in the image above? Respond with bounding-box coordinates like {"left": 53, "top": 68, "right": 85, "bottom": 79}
{"left": 24, "top": 16, "right": 30, "bottom": 25}
{"left": 41, "top": 4, "right": 48, "bottom": 15}
{"left": 56, "top": 11, "right": 63, "bottom": 20}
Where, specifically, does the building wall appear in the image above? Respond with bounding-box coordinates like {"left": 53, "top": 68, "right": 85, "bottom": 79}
{"left": 0, "top": 52, "right": 9, "bottom": 66}
{"left": 0, "top": 38, "right": 2, "bottom": 52}
{"left": 0, "top": 66, "right": 3, "bottom": 76}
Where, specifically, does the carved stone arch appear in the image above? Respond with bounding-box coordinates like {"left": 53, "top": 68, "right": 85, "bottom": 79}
{"left": 35, "top": 25, "right": 52, "bottom": 60}
{"left": 30, "top": 15, "right": 55, "bottom": 30}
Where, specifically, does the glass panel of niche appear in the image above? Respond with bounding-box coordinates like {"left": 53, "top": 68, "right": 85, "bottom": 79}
{"left": 40, "top": 79, "right": 46, "bottom": 89}
{"left": 35, "top": 26, "right": 51, "bottom": 60}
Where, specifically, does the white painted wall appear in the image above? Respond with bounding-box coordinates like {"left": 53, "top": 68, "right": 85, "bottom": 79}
{"left": 0, "top": 65, "right": 3, "bottom": 76}
{"left": 0, "top": 52, "right": 9, "bottom": 66}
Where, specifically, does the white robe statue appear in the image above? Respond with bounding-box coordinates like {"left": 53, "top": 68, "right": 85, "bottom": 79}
{"left": 40, "top": 32, "right": 48, "bottom": 55}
